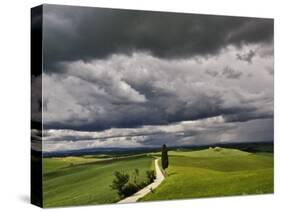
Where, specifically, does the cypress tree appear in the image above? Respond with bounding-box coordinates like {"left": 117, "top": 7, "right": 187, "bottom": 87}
{"left": 161, "top": 144, "right": 169, "bottom": 170}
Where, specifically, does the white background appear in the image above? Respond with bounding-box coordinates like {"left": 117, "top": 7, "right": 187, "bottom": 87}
{"left": 0, "top": 0, "right": 280, "bottom": 211}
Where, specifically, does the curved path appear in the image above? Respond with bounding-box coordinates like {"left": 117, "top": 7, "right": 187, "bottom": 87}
{"left": 118, "top": 159, "right": 165, "bottom": 204}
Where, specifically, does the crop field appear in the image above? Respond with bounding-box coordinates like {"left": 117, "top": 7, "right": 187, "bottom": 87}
{"left": 141, "top": 147, "right": 273, "bottom": 201}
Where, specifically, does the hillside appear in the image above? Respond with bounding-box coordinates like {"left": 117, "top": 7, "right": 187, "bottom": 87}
{"left": 141, "top": 148, "right": 273, "bottom": 201}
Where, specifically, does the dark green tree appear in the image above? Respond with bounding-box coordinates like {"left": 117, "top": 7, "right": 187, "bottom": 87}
{"left": 161, "top": 144, "right": 169, "bottom": 171}
{"left": 146, "top": 170, "right": 156, "bottom": 183}
{"left": 110, "top": 171, "right": 129, "bottom": 197}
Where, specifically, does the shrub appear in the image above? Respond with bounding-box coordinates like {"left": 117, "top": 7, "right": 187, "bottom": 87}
{"left": 111, "top": 169, "right": 156, "bottom": 198}
{"left": 138, "top": 180, "right": 149, "bottom": 189}
{"left": 122, "top": 183, "right": 139, "bottom": 197}
{"left": 110, "top": 171, "right": 129, "bottom": 197}
{"left": 146, "top": 170, "right": 156, "bottom": 183}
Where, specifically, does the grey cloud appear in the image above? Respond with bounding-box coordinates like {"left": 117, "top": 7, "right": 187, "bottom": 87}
{"left": 221, "top": 118, "right": 273, "bottom": 142}
{"left": 223, "top": 109, "right": 273, "bottom": 123}
{"left": 42, "top": 117, "right": 273, "bottom": 152}
{"left": 227, "top": 19, "right": 273, "bottom": 45}
{"left": 31, "top": 75, "right": 42, "bottom": 123}
{"left": 205, "top": 69, "right": 219, "bottom": 77}
{"left": 266, "top": 66, "right": 274, "bottom": 75}
{"left": 43, "top": 4, "right": 273, "bottom": 71}
{"left": 42, "top": 50, "right": 273, "bottom": 132}
{"left": 42, "top": 73, "right": 228, "bottom": 131}
{"left": 222, "top": 66, "right": 243, "bottom": 79}
{"left": 138, "top": 133, "right": 186, "bottom": 146}
{"left": 236, "top": 50, "right": 256, "bottom": 64}
{"left": 257, "top": 44, "right": 274, "bottom": 57}
{"left": 37, "top": 5, "right": 273, "bottom": 150}
{"left": 42, "top": 116, "right": 232, "bottom": 150}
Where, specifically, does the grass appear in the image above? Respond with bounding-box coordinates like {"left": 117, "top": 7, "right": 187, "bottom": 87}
{"left": 43, "top": 156, "right": 110, "bottom": 174}
{"left": 43, "top": 154, "right": 154, "bottom": 207}
{"left": 42, "top": 147, "right": 273, "bottom": 206}
{"left": 141, "top": 147, "right": 273, "bottom": 201}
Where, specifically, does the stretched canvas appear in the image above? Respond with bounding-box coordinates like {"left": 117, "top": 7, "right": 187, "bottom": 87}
{"left": 31, "top": 4, "right": 274, "bottom": 208}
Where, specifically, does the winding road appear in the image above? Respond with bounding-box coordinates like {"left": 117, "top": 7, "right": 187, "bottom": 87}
{"left": 118, "top": 158, "right": 165, "bottom": 204}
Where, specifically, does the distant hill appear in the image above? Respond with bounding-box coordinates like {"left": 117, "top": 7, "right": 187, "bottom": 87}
{"left": 170, "top": 147, "right": 251, "bottom": 158}
{"left": 41, "top": 141, "right": 273, "bottom": 158}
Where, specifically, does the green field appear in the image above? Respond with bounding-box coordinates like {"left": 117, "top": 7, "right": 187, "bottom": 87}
{"left": 42, "top": 147, "right": 273, "bottom": 207}
{"left": 43, "top": 154, "right": 154, "bottom": 207}
{"left": 141, "top": 147, "right": 273, "bottom": 201}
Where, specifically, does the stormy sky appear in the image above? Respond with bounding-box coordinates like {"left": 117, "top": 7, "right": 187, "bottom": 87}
{"left": 35, "top": 4, "right": 273, "bottom": 152}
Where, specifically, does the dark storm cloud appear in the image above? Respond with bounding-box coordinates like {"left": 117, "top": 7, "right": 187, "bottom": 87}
{"left": 42, "top": 115, "right": 235, "bottom": 149}
{"left": 137, "top": 133, "right": 186, "bottom": 146}
{"left": 44, "top": 129, "right": 198, "bottom": 143}
{"left": 42, "top": 75, "right": 233, "bottom": 131}
{"left": 43, "top": 4, "right": 273, "bottom": 71}
{"left": 227, "top": 19, "right": 274, "bottom": 45}
{"left": 41, "top": 47, "right": 273, "bottom": 132}
{"left": 223, "top": 110, "right": 273, "bottom": 123}
{"left": 42, "top": 72, "right": 271, "bottom": 132}
{"left": 39, "top": 5, "right": 273, "bottom": 151}
{"left": 43, "top": 94, "right": 226, "bottom": 131}
{"left": 42, "top": 115, "right": 273, "bottom": 152}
